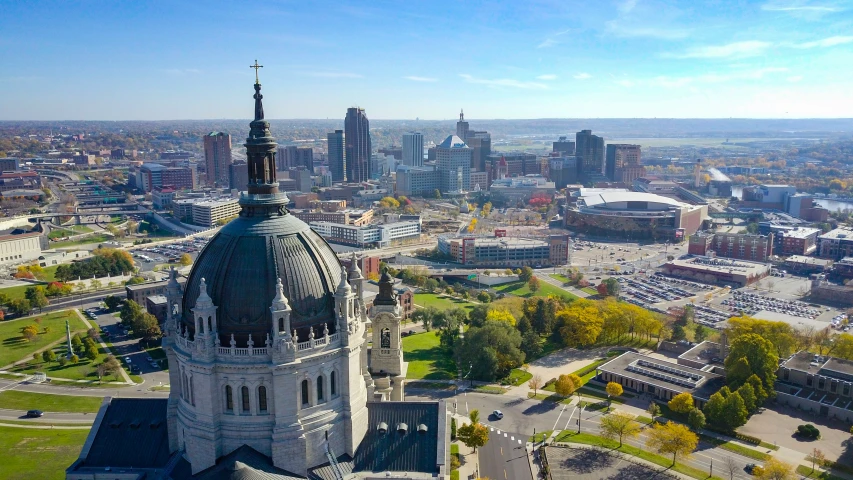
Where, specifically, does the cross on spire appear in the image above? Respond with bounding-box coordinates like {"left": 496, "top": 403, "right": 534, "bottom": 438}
{"left": 250, "top": 59, "right": 263, "bottom": 83}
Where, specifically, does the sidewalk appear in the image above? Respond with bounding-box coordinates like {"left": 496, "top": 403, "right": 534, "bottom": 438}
{"left": 451, "top": 413, "right": 479, "bottom": 479}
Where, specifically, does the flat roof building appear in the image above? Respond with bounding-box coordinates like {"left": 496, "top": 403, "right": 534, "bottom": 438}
{"left": 777, "top": 351, "right": 853, "bottom": 422}
{"left": 818, "top": 227, "right": 853, "bottom": 260}
{"left": 662, "top": 256, "right": 770, "bottom": 287}
{"left": 191, "top": 198, "right": 241, "bottom": 227}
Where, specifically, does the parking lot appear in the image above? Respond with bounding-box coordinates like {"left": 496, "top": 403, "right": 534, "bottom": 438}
{"left": 617, "top": 273, "right": 714, "bottom": 310}
{"left": 84, "top": 306, "right": 169, "bottom": 384}
{"left": 545, "top": 446, "right": 678, "bottom": 479}
{"left": 721, "top": 291, "right": 822, "bottom": 320}
{"left": 131, "top": 236, "right": 211, "bottom": 269}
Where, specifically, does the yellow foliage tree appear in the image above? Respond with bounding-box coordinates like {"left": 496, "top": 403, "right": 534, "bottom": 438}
{"left": 600, "top": 411, "right": 641, "bottom": 447}
{"left": 486, "top": 308, "right": 516, "bottom": 326}
{"left": 554, "top": 373, "right": 582, "bottom": 397}
{"left": 668, "top": 392, "right": 695, "bottom": 414}
{"left": 605, "top": 381, "right": 623, "bottom": 399}
{"left": 645, "top": 421, "right": 698, "bottom": 465}
{"left": 556, "top": 299, "right": 603, "bottom": 347}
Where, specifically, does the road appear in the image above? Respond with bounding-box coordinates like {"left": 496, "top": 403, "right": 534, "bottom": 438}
{"left": 408, "top": 388, "right": 757, "bottom": 480}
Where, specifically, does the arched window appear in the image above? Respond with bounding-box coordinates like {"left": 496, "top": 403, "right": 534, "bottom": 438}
{"left": 330, "top": 371, "right": 337, "bottom": 396}
{"left": 258, "top": 386, "right": 268, "bottom": 412}
{"left": 225, "top": 385, "right": 233, "bottom": 411}
{"left": 241, "top": 386, "right": 250, "bottom": 412}
{"left": 208, "top": 316, "right": 212, "bottom": 332}
{"left": 317, "top": 376, "right": 325, "bottom": 402}
{"left": 278, "top": 317, "right": 284, "bottom": 332}
{"left": 197, "top": 317, "right": 204, "bottom": 334}
{"left": 301, "top": 379, "right": 310, "bottom": 406}
{"left": 381, "top": 328, "right": 391, "bottom": 349}
{"left": 182, "top": 373, "right": 188, "bottom": 401}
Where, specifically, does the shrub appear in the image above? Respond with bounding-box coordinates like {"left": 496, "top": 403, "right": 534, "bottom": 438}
{"left": 543, "top": 377, "right": 557, "bottom": 388}
{"left": 450, "top": 417, "right": 457, "bottom": 440}
{"left": 797, "top": 424, "right": 820, "bottom": 439}
{"left": 735, "top": 432, "right": 762, "bottom": 445}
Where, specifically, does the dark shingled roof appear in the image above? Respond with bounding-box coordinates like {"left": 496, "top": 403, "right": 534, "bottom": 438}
{"left": 173, "top": 445, "right": 303, "bottom": 480}
{"left": 182, "top": 212, "right": 344, "bottom": 346}
{"left": 353, "top": 401, "right": 442, "bottom": 474}
{"left": 80, "top": 398, "right": 171, "bottom": 469}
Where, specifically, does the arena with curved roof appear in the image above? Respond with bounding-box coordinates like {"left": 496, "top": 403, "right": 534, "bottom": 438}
{"left": 565, "top": 190, "right": 708, "bottom": 240}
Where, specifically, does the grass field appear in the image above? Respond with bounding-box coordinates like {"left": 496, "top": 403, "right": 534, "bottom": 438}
{"left": 0, "top": 283, "right": 46, "bottom": 301}
{"left": 698, "top": 433, "right": 770, "bottom": 461}
{"left": 549, "top": 274, "right": 571, "bottom": 283}
{"left": 8, "top": 342, "right": 111, "bottom": 381}
{"left": 50, "top": 234, "right": 110, "bottom": 249}
{"left": 402, "top": 331, "right": 455, "bottom": 380}
{"left": 503, "top": 368, "right": 532, "bottom": 386}
{"left": 413, "top": 293, "right": 476, "bottom": 311}
{"left": 0, "top": 390, "right": 104, "bottom": 413}
{"left": 0, "top": 310, "right": 87, "bottom": 367}
{"left": 0, "top": 425, "right": 89, "bottom": 480}
{"left": 494, "top": 280, "right": 578, "bottom": 302}
{"left": 797, "top": 465, "right": 845, "bottom": 480}
{"left": 553, "top": 431, "right": 723, "bottom": 480}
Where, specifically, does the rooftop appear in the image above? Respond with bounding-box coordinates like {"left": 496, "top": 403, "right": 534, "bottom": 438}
{"left": 598, "top": 351, "right": 724, "bottom": 400}
{"left": 667, "top": 256, "right": 770, "bottom": 275}
{"left": 782, "top": 351, "right": 853, "bottom": 382}
{"left": 785, "top": 255, "right": 832, "bottom": 266}
{"left": 581, "top": 191, "right": 691, "bottom": 209}
{"left": 437, "top": 134, "right": 469, "bottom": 149}
{"left": 678, "top": 340, "right": 726, "bottom": 366}
{"left": 781, "top": 227, "right": 821, "bottom": 239}
{"left": 820, "top": 227, "right": 853, "bottom": 240}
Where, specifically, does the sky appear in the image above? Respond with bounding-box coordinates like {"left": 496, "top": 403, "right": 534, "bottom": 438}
{"left": 1, "top": 0, "right": 852, "bottom": 120}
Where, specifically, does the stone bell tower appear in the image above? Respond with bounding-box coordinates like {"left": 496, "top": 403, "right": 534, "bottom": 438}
{"left": 369, "top": 269, "right": 407, "bottom": 401}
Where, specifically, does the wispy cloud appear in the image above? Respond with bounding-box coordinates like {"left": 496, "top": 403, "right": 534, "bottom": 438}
{"left": 791, "top": 35, "right": 853, "bottom": 48}
{"left": 304, "top": 71, "right": 363, "bottom": 78}
{"left": 605, "top": 0, "right": 690, "bottom": 40}
{"left": 645, "top": 67, "right": 790, "bottom": 88}
{"left": 669, "top": 41, "right": 773, "bottom": 59}
{"left": 403, "top": 76, "right": 438, "bottom": 82}
{"left": 761, "top": 1, "right": 842, "bottom": 13}
{"left": 537, "top": 29, "right": 571, "bottom": 49}
{"left": 617, "top": 0, "right": 638, "bottom": 14}
{"left": 605, "top": 23, "right": 690, "bottom": 40}
{"left": 536, "top": 74, "right": 558, "bottom": 80}
{"left": 573, "top": 72, "right": 592, "bottom": 80}
{"left": 459, "top": 74, "right": 548, "bottom": 90}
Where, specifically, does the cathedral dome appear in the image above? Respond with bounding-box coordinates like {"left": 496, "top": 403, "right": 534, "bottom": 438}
{"left": 181, "top": 211, "right": 343, "bottom": 345}
{"left": 180, "top": 77, "right": 343, "bottom": 345}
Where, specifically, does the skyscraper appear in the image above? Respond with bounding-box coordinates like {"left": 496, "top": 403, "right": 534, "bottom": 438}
{"left": 605, "top": 144, "right": 642, "bottom": 181}
{"left": 402, "top": 132, "right": 424, "bottom": 166}
{"left": 203, "top": 131, "right": 232, "bottom": 187}
{"left": 436, "top": 134, "right": 472, "bottom": 193}
{"left": 327, "top": 129, "right": 345, "bottom": 182}
{"left": 456, "top": 110, "right": 469, "bottom": 141}
{"left": 575, "top": 129, "right": 605, "bottom": 179}
{"left": 345, "top": 107, "right": 371, "bottom": 182}
{"left": 553, "top": 136, "right": 575, "bottom": 155}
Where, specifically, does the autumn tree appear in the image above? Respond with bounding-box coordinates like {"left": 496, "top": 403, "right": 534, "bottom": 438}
{"left": 556, "top": 299, "right": 603, "bottom": 347}
{"left": 758, "top": 458, "right": 795, "bottom": 480}
{"left": 24, "top": 286, "right": 49, "bottom": 312}
{"left": 528, "top": 374, "right": 543, "bottom": 396}
{"left": 554, "top": 373, "right": 582, "bottom": 398}
{"left": 21, "top": 324, "right": 39, "bottom": 341}
{"left": 457, "top": 422, "right": 490, "bottom": 452}
{"left": 668, "top": 392, "right": 695, "bottom": 414}
{"left": 724, "top": 332, "right": 779, "bottom": 391}
{"left": 528, "top": 276, "right": 540, "bottom": 293}
{"left": 600, "top": 411, "right": 641, "bottom": 447}
{"left": 647, "top": 402, "right": 662, "bottom": 421}
{"left": 42, "top": 349, "right": 57, "bottom": 364}
{"left": 687, "top": 408, "right": 706, "bottom": 431}
{"left": 605, "top": 381, "right": 623, "bottom": 401}
{"left": 645, "top": 421, "right": 698, "bottom": 465}
{"left": 810, "top": 448, "right": 826, "bottom": 474}
{"left": 518, "top": 266, "right": 534, "bottom": 283}
{"left": 180, "top": 253, "right": 192, "bottom": 266}
{"left": 485, "top": 308, "right": 516, "bottom": 326}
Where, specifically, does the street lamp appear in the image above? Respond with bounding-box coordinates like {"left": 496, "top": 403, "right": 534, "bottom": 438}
{"left": 576, "top": 405, "right": 584, "bottom": 433}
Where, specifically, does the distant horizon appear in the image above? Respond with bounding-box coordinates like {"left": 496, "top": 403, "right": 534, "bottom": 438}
{"left": 4, "top": 117, "right": 853, "bottom": 122}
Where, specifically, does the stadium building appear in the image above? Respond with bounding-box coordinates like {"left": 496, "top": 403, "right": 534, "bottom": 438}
{"left": 564, "top": 191, "right": 707, "bottom": 241}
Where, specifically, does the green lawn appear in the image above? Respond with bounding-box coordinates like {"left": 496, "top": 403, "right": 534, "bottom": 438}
{"left": 553, "top": 431, "right": 723, "bottom": 480}
{"left": 0, "top": 310, "right": 87, "bottom": 367}
{"left": 582, "top": 287, "right": 599, "bottom": 295}
{"left": 0, "top": 283, "right": 48, "bottom": 301}
{"left": 402, "top": 331, "right": 455, "bottom": 380}
{"left": 50, "top": 234, "right": 110, "bottom": 249}
{"left": 502, "top": 368, "right": 532, "bottom": 386}
{"left": 698, "top": 433, "right": 770, "bottom": 461}
{"left": 0, "top": 390, "right": 104, "bottom": 413}
{"left": 0, "top": 425, "right": 89, "bottom": 480}
{"left": 797, "top": 465, "right": 845, "bottom": 480}
{"left": 549, "top": 274, "right": 571, "bottom": 283}
{"left": 529, "top": 430, "right": 553, "bottom": 443}
{"left": 494, "top": 280, "right": 578, "bottom": 302}
{"left": 413, "top": 293, "right": 476, "bottom": 311}
{"left": 7, "top": 342, "right": 113, "bottom": 381}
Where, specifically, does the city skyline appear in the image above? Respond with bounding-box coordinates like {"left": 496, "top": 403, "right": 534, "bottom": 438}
{"left": 1, "top": 0, "right": 853, "bottom": 120}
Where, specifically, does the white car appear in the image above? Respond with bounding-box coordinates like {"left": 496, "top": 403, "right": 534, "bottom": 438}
{"left": 492, "top": 410, "right": 503, "bottom": 420}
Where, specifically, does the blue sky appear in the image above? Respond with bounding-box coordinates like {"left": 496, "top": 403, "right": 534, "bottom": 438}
{"left": 1, "top": 0, "right": 852, "bottom": 120}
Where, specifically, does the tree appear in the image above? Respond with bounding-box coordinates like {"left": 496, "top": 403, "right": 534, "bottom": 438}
{"left": 724, "top": 333, "right": 779, "bottom": 391}
{"left": 554, "top": 374, "right": 582, "bottom": 397}
{"left": 520, "top": 330, "right": 543, "bottom": 359}
{"left": 602, "top": 277, "right": 620, "bottom": 296}
{"left": 597, "top": 283, "right": 609, "bottom": 297}
{"left": 180, "top": 253, "right": 192, "bottom": 266}
{"left": 32, "top": 352, "right": 39, "bottom": 362}
{"left": 745, "top": 374, "right": 768, "bottom": 406}
{"left": 71, "top": 333, "right": 84, "bottom": 350}
{"left": 70, "top": 354, "right": 79, "bottom": 363}
{"left": 648, "top": 402, "right": 662, "bottom": 421}
{"left": 103, "top": 355, "right": 121, "bottom": 376}
{"left": 10, "top": 298, "right": 31, "bottom": 316}
{"left": 85, "top": 344, "right": 99, "bottom": 361}
{"left": 457, "top": 422, "right": 489, "bottom": 452}
{"left": 721, "top": 391, "right": 749, "bottom": 431}
{"left": 605, "top": 382, "right": 623, "bottom": 401}
{"left": 694, "top": 325, "right": 709, "bottom": 342}
{"left": 645, "top": 421, "right": 698, "bottom": 465}
{"left": 477, "top": 291, "right": 491, "bottom": 303}
{"left": 671, "top": 324, "right": 687, "bottom": 341}
{"left": 668, "top": 392, "right": 695, "bottom": 414}
{"left": 485, "top": 308, "right": 516, "bottom": 326}
{"left": 58, "top": 356, "right": 68, "bottom": 367}
{"left": 528, "top": 374, "right": 543, "bottom": 396}
{"left": 120, "top": 299, "right": 145, "bottom": 328}
{"left": 528, "top": 276, "right": 540, "bottom": 293}
{"left": 687, "top": 408, "right": 706, "bottom": 431}
{"left": 470, "top": 409, "right": 480, "bottom": 425}
{"left": 758, "top": 458, "right": 795, "bottom": 480}
{"left": 557, "top": 299, "right": 603, "bottom": 347}
{"left": 724, "top": 456, "right": 740, "bottom": 480}
{"left": 135, "top": 312, "right": 162, "bottom": 341}
{"left": 519, "top": 266, "right": 534, "bottom": 283}
{"left": 433, "top": 189, "right": 441, "bottom": 199}
{"left": 600, "top": 411, "right": 641, "bottom": 447}
{"left": 811, "top": 448, "right": 826, "bottom": 474}
{"left": 21, "top": 324, "right": 39, "bottom": 341}
{"left": 43, "top": 350, "right": 57, "bottom": 364}
{"left": 455, "top": 321, "right": 525, "bottom": 381}
{"left": 737, "top": 382, "right": 757, "bottom": 413}
{"left": 412, "top": 306, "right": 440, "bottom": 332}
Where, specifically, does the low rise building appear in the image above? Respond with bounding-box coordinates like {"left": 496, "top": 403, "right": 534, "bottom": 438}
{"left": 596, "top": 351, "right": 725, "bottom": 409}
{"left": 776, "top": 351, "right": 853, "bottom": 422}
{"left": 145, "top": 295, "right": 168, "bottom": 323}
{"left": 661, "top": 256, "right": 770, "bottom": 287}
{"left": 151, "top": 186, "right": 176, "bottom": 210}
{"left": 784, "top": 255, "right": 832, "bottom": 275}
{"left": 810, "top": 274, "right": 853, "bottom": 306}
{"left": 309, "top": 220, "right": 421, "bottom": 247}
{"left": 437, "top": 234, "right": 565, "bottom": 267}
{"left": 125, "top": 278, "right": 185, "bottom": 306}
{"left": 191, "top": 198, "right": 241, "bottom": 227}
{"left": 833, "top": 257, "right": 853, "bottom": 279}
{"left": 688, "top": 231, "right": 773, "bottom": 262}
{"left": 0, "top": 231, "right": 42, "bottom": 266}
{"left": 779, "top": 227, "right": 820, "bottom": 256}
{"left": 818, "top": 227, "right": 853, "bottom": 260}
{"left": 489, "top": 175, "right": 555, "bottom": 203}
